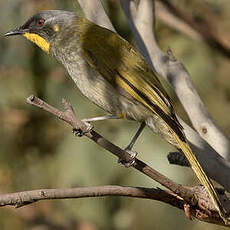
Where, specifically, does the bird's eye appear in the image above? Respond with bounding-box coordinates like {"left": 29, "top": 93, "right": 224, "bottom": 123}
{"left": 37, "top": 18, "right": 45, "bottom": 27}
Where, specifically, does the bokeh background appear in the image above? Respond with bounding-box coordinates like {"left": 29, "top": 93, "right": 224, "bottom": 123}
{"left": 1, "top": 0, "right": 230, "bottom": 229}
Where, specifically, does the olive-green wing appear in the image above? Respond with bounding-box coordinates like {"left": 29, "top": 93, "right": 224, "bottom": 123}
{"left": 78, "top": 19, "right": 182, "bottom": 131}
{"left": 76, "top": 19, "right": 227, "bottom": 221}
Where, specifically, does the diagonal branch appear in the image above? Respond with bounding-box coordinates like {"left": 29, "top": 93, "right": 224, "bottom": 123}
{"left": 159, "top": 0, "right": 230, "bottom": 59}
{"left": 26, "top": 95, "right": 193, "bottom": 203}
{"left": 77, "top": 0, "right": 115, "bottom": 31}
{"left": 155, "top": 1, "right": 202, "bottom": 41}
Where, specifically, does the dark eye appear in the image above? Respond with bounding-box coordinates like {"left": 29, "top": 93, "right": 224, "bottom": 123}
{"left": 37, "top": 18, "right": 45, "bottom": 27}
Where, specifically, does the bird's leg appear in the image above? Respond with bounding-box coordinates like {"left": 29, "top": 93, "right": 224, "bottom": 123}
{"left": 73, "top": 114, "right": 122, "bottom": 136}
{"left": 82, "top": 114, "right": 119, "bottom": 122}
{"left": 74, "top": 114, "right": 146, "bottom": 168}
{"left": 125, "top": 122, "right": 146, "bottom": 151}
{"left": 72, "top": 122, "right": 94, "bottom": 137}
{"left": 119, "top": 122, "right": 146, "bottom": 167}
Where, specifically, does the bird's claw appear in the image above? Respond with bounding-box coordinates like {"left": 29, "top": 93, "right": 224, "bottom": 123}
{"left": 72, "top": 122, "right": 94, "bottom": 137}
{"left": 118, "top": 149, "right": 138, "bottom": 167}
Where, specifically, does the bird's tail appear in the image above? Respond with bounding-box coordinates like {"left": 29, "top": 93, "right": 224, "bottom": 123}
{"left": 172, "top": 131, "right": 227, "bottom": 222}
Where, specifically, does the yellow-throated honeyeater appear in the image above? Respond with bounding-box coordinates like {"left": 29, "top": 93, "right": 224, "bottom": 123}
{"left": 5, "top": 10, "right": 226, "bottom": 220}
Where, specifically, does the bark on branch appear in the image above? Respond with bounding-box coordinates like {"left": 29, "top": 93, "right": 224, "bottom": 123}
{"left": 0, "top": 185, "right": 226, "bottom": 225}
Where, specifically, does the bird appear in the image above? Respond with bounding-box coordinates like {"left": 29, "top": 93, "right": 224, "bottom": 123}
{"left": 5, "top": 10, "right": 227, "bottom": 221}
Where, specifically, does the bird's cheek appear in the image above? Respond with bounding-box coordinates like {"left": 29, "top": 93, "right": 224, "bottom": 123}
{"left": 23, "top": 32, "right": 50, "bottom": 53}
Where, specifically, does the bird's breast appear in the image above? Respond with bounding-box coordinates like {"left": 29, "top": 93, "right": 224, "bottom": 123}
{"left": 51, "top": 44, "right": 154, "bottom": 122}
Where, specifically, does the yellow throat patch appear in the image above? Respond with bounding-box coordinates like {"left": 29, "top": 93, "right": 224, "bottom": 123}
{"left": 23, "top": 33, "right": 50, "bottom": 53}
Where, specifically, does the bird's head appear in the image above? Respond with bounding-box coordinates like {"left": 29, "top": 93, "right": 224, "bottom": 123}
{"left": 5, "top": 10, "right": 77, "bottom": 53}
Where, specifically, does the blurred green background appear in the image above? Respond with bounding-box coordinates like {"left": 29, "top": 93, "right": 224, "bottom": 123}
{"left": 1, "top": 0, "right": 230, "bottom": 229}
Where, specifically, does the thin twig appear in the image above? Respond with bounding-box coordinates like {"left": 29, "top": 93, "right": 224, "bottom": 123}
{"left": 155, "top": 1, "right": 202, "bottom": 41}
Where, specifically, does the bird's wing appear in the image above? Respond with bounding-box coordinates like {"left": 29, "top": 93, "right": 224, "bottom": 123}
{"left": 77, "top": 20, "right": 227, "bottom": 220}
{"left": 79, "top": 20, "right": 183, "bottom": 137}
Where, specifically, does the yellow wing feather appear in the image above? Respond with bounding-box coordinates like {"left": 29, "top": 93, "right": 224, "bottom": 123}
{"left": 79, "top": 19, "right": 173, "bottom": 118}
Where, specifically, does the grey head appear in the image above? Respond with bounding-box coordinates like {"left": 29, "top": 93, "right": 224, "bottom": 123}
{"left": 5, "top": 10, "right": 77, "bottom": 43}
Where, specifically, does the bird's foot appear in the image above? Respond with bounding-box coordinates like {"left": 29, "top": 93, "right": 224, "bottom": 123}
{"left": 72, "top": 122, "right": 94, "bottom": 137}
{"left": 118, "top": 149, "right": 138, "bottom": 167}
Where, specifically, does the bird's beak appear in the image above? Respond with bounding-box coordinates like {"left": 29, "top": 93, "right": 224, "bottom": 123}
{"left": 4, "top": 27, "right": 27, "bottom": 37}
